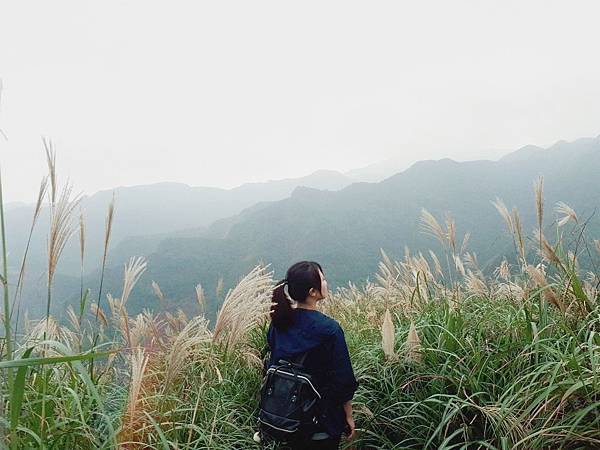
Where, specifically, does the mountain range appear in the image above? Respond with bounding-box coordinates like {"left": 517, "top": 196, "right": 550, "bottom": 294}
{"left": 7, "top": 137, "right": 600, "bottom": 323}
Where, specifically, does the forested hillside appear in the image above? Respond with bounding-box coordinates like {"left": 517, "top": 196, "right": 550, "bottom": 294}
{"left": 73, "top": 137, "right": 600, "bottom": 323}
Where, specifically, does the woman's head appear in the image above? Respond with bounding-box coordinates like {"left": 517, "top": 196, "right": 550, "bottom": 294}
{"left": 270, "top": 261, "right": 328, "bottom": 330}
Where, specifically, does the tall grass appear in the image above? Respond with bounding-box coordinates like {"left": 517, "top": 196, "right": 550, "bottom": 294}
{"left": 1, "top": 148, "right": 118, "bottom": 448}
{"left": 1, "top": 149, "right": 599, "bottom": 449}
{"left": 0, "top": 166, "right": 14, "bottom": 391}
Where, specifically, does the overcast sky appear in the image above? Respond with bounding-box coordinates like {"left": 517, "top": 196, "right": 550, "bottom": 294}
{"left": 1, "top": 1, "right": 599, "bottom": 203}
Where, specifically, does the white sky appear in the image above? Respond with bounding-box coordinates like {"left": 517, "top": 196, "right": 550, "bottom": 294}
{"left": 1, "top": 1, "right": 600, "bottom": 203}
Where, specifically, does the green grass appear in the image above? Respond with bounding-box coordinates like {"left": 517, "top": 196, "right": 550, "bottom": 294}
{"left": 1, "top": 157, "right": 600, "bottom": 449}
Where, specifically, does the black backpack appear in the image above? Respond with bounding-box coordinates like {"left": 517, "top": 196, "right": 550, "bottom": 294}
{"left": 257, "top": 350, "right": 323, "bottom": 443}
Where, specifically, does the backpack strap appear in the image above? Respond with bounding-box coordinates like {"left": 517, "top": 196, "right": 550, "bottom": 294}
{"left": 291, "top": 348, "right": 311, "bottom": 367}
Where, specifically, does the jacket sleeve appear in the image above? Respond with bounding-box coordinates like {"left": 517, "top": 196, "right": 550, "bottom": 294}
{"left": 263, "top": 323, "right": 273, "bottom": 376}
{"left": 325, "top": 323, "right": 359, "bottom": 404}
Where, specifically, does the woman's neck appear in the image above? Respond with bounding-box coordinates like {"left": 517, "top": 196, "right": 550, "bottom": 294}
{"left": 296, "top": 298, "right": 318, "bottom": 310}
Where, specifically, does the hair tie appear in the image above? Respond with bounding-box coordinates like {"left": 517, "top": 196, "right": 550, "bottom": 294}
{"left": 283, "top": 280, "right": 295, "bottom": 303}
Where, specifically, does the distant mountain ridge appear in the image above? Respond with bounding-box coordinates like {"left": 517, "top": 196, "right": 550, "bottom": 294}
{"left": 343, "top": 157, "right": 412, "bottom": 182}
{"left": 74, "top": 136, "right": 600, "bottom": 323}
{"left": 10, "top": 135, "right": 600, "bottom": 321}
{"left": 6, "top": 168, "right": 357, "bottom": 318}
{"left": 5, "top": 169, "right": 356, "bottom": 276}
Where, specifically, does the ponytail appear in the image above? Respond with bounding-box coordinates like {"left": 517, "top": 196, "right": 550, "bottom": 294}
{"left": 270, "top": 261, "right": 324, "bottom": 331}
{"left": 270, "top": 279, "right": 295, "bottom": 330}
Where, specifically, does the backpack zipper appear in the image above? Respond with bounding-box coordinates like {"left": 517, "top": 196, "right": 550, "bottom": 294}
{"left": 266, "top": 368, "right": 322, "bottom": 399}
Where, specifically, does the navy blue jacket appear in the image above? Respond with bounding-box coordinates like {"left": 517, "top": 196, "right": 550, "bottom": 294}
{"left": 265, "top": 308, "right": 359, "bottom": 438}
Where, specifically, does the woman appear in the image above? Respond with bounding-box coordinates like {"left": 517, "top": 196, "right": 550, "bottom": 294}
{"left": 265, "top": 261, "right": 359, "bottom": 450}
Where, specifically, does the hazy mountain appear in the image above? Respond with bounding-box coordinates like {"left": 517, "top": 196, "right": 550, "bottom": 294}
{"left": 344, "top": 157, "right": 411, "bottom": 182}
{"left": 4, "top": 169, "right": 356, "bottom": 279}
{"left": 343, "top": 148, "right": 509, "bottom": 182}
{"left": 498, "top": 144, "right": 545, "bottom": 164}
{"left": 69, "top": 136, "right": 600, "bottom": 324}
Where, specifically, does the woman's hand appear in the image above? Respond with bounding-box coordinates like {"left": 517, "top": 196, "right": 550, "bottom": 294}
{"left": 344, "top": 414, "right": 356, "bottom": 439}
{"left": 342, "top": 400, "right": 356, "bottom": 439}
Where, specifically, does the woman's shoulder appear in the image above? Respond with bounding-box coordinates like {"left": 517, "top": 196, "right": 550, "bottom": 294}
{"left": 310, "top": 310, "right": 342, "bottom": 337}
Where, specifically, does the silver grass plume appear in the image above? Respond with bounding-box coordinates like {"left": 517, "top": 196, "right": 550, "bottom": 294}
{"left": 534, "top": 176, "right": 544, "bottom": 238}
{"left": 121, "top": 257, "right": 147, "bottom": 305}
{"left": 381, "top": 309, "right": 396, "bottom": 361}
{"left": 151, "top": 280, "right": 165, "bottom": 303}
{"left": 420, "top": 209, "right": 446, "bottom": 247}
{"left": 512, "top": 208, "right": 526, "bottom": 263}
{"left": 405, "top": 321, "right": 422, "bottom": 363}
{"left": 212, "top": 265, "right": 273, "bottom": 348}
{"left": 195, "top": 283, "right": 206, "bottom": 315}
{"left": 555, "top": 201, "right": 578, "bottom": 227}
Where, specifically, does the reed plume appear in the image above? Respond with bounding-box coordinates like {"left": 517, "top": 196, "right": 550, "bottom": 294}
{"left": 429, "top": 250, "right": 444, "bottom": 278}
{"left": 215, "top": 276, "right": 225, "bottom": 300}
{"left": 44, "top": 145, "right": 81, "bottom": 329}
{"left": 404, "top": 321, "right": 422, "bottom": 363}
{"left": 195, "top": 283, "right": 206, "bottom": 315}
{"left": 90, "top": 302, "right": 108, "bottom": 328}
{"left": 460, "top": 232, "right": 471, "bottom": 255}
{"left": 79, "top": 209, "right": 85, "bottom": 267}
{"left": 121, "top": 256, "right": 147, "bottom": 305}
{"left": 95, "top": 195, "right": 115, "bottom": 323}
{"left": 43, "top": 137, "right": 57, "bottom": 204}
{"left": 381, "top": 309, "right": 396, "bottom": 361}
{"left": 534, "top": 176, "right": 544, "bottom": 236}
{"left": 118, "top": 347, "right": 149, "bottom": 446}
{"left": 420, "top": 209, "right": 446, "bottom": 247}
{"left": 164, "top": 315, "right": 211, "bottom": 387}
{"left": 555, "top": 201, "right": 578, "bottom": 227}
{"left": 151, "top": 280, "right": 165, "bottom": 303}
{"left": 212, "top": 265, "right": 273, "bottom": 348}
{"left": 496, "top": 259, "right": 511, "bottom": 281}
{"left": 526, "top": 265, "right": 564, "bottom": 312}
{"left": 492, "top": 198, "right": 513, "bottom": 234}
{"left": 512, "top": 208, "right": 525, "bottom": 263}
{"left": 446, "top": 213, "right": 457, "bottom": 253}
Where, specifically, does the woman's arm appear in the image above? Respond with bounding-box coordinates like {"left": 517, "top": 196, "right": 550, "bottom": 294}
{"left": 343, "top": 399, "right": 352, "bottom": 418}
{"left": 343, "top": 400, "right": 356, "bottom": 439}
{"left": 262, "top": 323, "right": 273, "bottom": 376}
{"left": 327, "top": 323, "right": 359, "bottom": 404}
{"left": 324, "top": 322, "right": 359, "bottom": 438}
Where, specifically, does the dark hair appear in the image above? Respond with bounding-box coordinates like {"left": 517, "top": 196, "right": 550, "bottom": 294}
{"left": 270, "top": 261, "right": 324, "bottom": 330}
